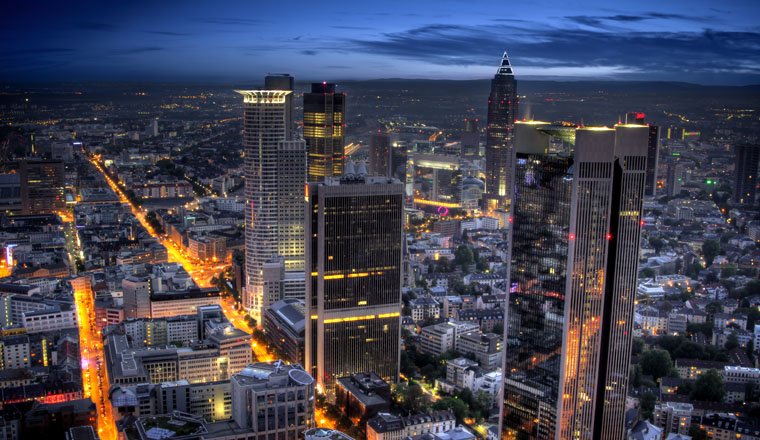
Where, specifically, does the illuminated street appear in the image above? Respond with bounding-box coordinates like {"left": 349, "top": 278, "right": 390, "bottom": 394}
{"left": 73, "top": 281, "right": 117, "bottom": 440}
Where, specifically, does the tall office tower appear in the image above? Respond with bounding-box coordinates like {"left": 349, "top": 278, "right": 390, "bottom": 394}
{"left": 625, "top": 113, "right": 660, "bottom": 197}
{"left": 483, "top": 52, "right": 518, "bottom": 212}
{"left": 237, "top": 81, "right": 307, "bottom": 324}
{"left": 665, "top": 162, "right": 684, "bottom": 197}
{"left": 305, "top": 173, "right": 403, "bottom": 398}
{"left": 461, "top": 118, "right": 480, "bottom": 158}
{"left": 369, "top": 132, "right": 408, "bottom": 184}
{"left": 304, "top": 83, "right": 346, "bottom": 182}
{"left": 369, "top": 132, "right": 391, "bottom": 176}
{"left": 501, "top": 122, "right": 648, "bottom": 440}
{"left": 733, "top": 143, "right": 760, "bottom": 204}
{"left": 19, "top": 159, "right": 65, "bottom": 215}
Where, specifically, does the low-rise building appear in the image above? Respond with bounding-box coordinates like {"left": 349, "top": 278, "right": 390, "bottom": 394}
{"left": 335, "top": 372, "right": 391, "bottom": 428}
{"left": 231, "top": 361, "right": 315, "bottom": 438}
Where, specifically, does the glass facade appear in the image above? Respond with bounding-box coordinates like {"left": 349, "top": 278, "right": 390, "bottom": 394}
{"left": 304, "top": 83, "right": 345, "bottom": 183}
{"left": 306, "top": 177, "right": 403, "bottom": 397}
{"left": 485, "top": 53, "right": 518, "bottom": 211}
{"left": 501, "top": 125, "right": 648, "bottom": 440}
{"left": 503, "top": 153, "right": 573, "bottom": 440}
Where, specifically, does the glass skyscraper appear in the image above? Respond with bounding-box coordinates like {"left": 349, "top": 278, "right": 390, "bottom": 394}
{"left": 484, "top": 52, "right": 518, "bottom": 212}
{"left": 304, "top": 83, "right": 346, "bottom": 183}
{"left": 305, "top": 174, "right": 403, "bottom": 398}
{"left": 501, "top": 122, "right": 648, "bottom": 440}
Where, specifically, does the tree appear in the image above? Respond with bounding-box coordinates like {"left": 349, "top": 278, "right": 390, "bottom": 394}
{"left": 454, "top": 245, "right": 475, "bottom": 267}
{"left": 691, "top": 368, "right": 725, "bottom": 402}
{"left": 639, "top": 349, "right": 673, "bottom": 380}
{"left": 639, "top": 267, "right": 656, "bottom": 279}
{"left": 659, "top": 301, "right": 674, "bottom": 314}
{"left": 686, "top": 262, "right": 704, "bottom": 280}
{"left": 706, "top": 301, "right": 724, "bottom": 315}
{"left": 649, "top": 237, "right": 665, "bottom": 254}
{"left": 640, "top": 392, "right": 656, "bottom": 421}
{"left": 632, "top": 338, "right": 644, "bottom": 356}
{"left": 721, "top": 266, "right": 737, "bottom": 279}
{"left": 724, "top": 333, "right": 740, "bottom": 351}
{"left": 629, "top": 364, "right": 643, "bottom": 388}
{"left": 432, "top": 397, "right": 467, "bottom": 423}
{"left": 688, "top": 426, "right": 708, "bottom": 440}
{"left": 702, "top": 240, "right": 721, "bottom": 266}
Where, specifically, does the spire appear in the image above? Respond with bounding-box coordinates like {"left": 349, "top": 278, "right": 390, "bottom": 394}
{"left": 497, "top": 51, "right": 514, "bottom": 76}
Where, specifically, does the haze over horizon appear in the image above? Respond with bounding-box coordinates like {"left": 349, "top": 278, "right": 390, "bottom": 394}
{"left": 2, "top": 0, "right": 759, "bottom": 85}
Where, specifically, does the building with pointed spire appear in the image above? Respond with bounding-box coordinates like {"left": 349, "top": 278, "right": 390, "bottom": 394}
{"left": 483, "top": 52, "right": 518, "bottom": 213}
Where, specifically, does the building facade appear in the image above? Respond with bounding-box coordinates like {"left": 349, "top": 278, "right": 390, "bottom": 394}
{"left": 500, "top": 122, "right": 648, "bottom": 439}
{"left": 305, "top": 175, "right": 403, "bottom": 397}
{"left": 237, "top": 79, "right": 307, "bottom": 323}
{"left": 483, "top": 52, "right": 518, "bottom": 212}
{"left": 304, "top": 83, "right": 345, "bottom": 183}
{"left": 19, "top": 160, "right": 65, "bottom": 215}
{"left": 734, "top": 143, "right": 760, "bottom": 204}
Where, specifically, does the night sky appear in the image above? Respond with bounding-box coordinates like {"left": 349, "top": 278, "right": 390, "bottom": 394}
{"left": 2, "top": 0, "right": 759, "bottom": 84}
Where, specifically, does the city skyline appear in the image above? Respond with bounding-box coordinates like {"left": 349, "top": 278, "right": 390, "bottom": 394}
{"left": 2, "top": 0, "right": 760, "bottom": 84}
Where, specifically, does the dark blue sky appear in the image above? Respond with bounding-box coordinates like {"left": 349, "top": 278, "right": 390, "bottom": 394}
{"left": 2, "top": 0, "right": 759, "bottom": 84}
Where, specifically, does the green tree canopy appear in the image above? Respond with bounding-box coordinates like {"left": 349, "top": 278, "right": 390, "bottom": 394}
{"left": 639, "top": 349, "right": 673, "bottom": 380}
{"left": 702, "top": 240, "right": 721, "bottom": 266}
{"left": 690, "top": 368, "right": 725, "bottom": 402}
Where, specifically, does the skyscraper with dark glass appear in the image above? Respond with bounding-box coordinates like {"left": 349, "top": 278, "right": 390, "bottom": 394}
{"left": 501, "top": 122, "right": 648, "bottom": 440}
{"left": 733, "top": 143, "right": 760, "bottom": 204}
{"left": 305, "top": 172, "right": 403, "bottom": 398}
{"left": 237, "top": 75, "right": 306, "bottom": 324}
{"left": 625, "top": 113, "right": 660, "bottom": 197}
{"left": 304, "top": 83, "right": 346, "bottom": 182}
{"left": 19, "top": 159, "right": 65, "bottom": 215}
{"left": 484, "top": 52, "right": 518, "bottom": 212}
{"left": 461, "top": 117, "right": 480, "bottom": 158}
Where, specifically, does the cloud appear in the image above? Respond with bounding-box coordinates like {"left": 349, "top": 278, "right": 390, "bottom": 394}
{"left": 301, "top": 50, "right": 318, "bottom": 55}
{"left": 331, "top": 25, "right": 369, "bottom": 30}
{"left": 147, "top": 31, "right": 191, "bottom": 36}
{"left": 199, "top": 18, "right": 265, "bottom": 25}
{"left": 76, "top": 22, "right": 117, "bottom": 31}
{"left": 344, "top": 22, "right": 760, "bottom": 82}
{"left": 565, "top": 12, "right": 712, "bottom": 29}
{"left": 114, "top": 46, "right": 164, "bottom": 55}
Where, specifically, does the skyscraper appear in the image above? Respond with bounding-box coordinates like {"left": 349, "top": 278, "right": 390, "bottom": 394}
{"left": 368, "top": 132, "right": 390, "bottom": 177}
{"left": 625, "top": 113, "right": 660, "bottom": 197}
{"left": 19, "top": 159, "right": 65, "bottom": 215}
{"left": 461, "top": 118, "right": 480, "bottom": 158}
{"left": 484, "top": 52, "right": 518, "bottom": 212}
{"left": 237, "top": 76, "right": 307, "bottom": 324}
{"left": 304, "top": 83, "right": 346, "bottom": 182}
{"left": 305, "top": 170, "right": 403, "bottom": 398}
{"left": 369, "top": 132, "right": 408, "bottom": 185}
{"left": 666, "top": 162, "right": 684, "bottom": 198}
{"left": 733, "top": 143, "right": 760, "bottom": 204}
{"left": 501, "top": 122, "right": 648, "bottom": 439}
